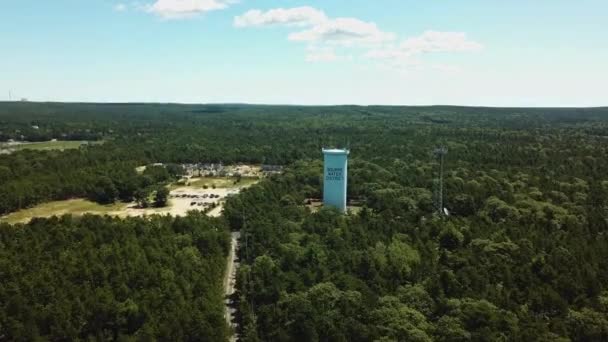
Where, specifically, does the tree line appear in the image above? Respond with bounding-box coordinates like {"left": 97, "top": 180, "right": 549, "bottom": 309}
{"left": 1, "top": 103, "right": 607, "bottom": 217}
{"left": 0, "top": 147, "right": 183, "bottom": 215}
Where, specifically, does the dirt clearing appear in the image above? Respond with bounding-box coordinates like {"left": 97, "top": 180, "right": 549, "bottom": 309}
{"left": 1, "top": 178, "right": 258, "bottom": 224}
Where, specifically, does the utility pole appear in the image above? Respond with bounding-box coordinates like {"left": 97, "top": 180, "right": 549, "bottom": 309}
{"left": 8, "top": 90, "right": 12, "bottom": 102}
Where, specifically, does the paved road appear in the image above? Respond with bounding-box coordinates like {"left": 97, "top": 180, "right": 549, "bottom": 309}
{"left": 224, "top": 232, "right": 240, "bottom": 342}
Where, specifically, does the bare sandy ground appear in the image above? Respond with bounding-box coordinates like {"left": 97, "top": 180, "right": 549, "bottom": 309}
{"left": 3, "top": 182, "right": 252, "bottom": 224}
{"left": 112, "top": 187, "right": 239, "bottom": 218}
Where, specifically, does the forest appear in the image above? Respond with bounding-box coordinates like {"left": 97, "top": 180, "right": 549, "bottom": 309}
{"left": 0, "top": 213, "right": 230, "bottom": 341}
{"left": 1, "top": 102, "right": 608, "bottom": 341}
{"left": 224, "top": 160, "right": 608, "bottom": 341}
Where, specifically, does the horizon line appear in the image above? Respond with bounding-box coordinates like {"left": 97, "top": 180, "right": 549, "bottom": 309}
{"left": 0, "top": 100, "right": 606, "bottom": 110}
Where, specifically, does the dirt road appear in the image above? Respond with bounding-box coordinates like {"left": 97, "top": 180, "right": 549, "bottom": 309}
{"left": 224, "top": 231, "right": 240, "bottom": 341}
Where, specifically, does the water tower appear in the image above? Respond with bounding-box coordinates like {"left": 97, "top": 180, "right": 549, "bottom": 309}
{"left": 322, "top": 148, "right": 349, "bottom": 212}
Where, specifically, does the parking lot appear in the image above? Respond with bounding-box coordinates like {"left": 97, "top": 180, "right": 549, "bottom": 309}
{"left": 167, "top": 187, "right": 240, "bottom": 217}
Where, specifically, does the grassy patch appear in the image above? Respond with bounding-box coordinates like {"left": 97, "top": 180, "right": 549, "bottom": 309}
{"left": 174, "top": 177, "right": 259, "bottom": 190}
{"left": 0, "top": 140, "right": 103, "bottom": 153}
{"left": 0, "top": 199, "right": 126, "bottom": 225}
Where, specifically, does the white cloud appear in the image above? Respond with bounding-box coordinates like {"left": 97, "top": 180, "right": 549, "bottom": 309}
{"left": 235, "top": 7, "right": 394, "bottom": 47}
{"left": 234, "top": 7, "right": 327, "bottom": 27}
{"left": 401, "top": 31, "right": 483, "bottom": 54}
{"left": 367, "top": 31, "right": 482, "bottom": 60}
{"left": 146, "top": 0, "right": 236, "bottom": 19}
{"left": 289, "top": 18, "right": 395, "bottom": 46}
{"left": 114, "top": 3, "right": 127, "bottom": 12}
{"left": 234, "top": 8, "right": 481, "bottom": 67}
{"left": 366, "top": 31, "right": 482, "bottom": 71}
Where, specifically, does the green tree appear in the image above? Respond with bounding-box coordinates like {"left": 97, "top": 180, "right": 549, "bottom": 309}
{"left": 89, "top": 176, "right": 118, "bottom": 204}
{"left": 371, "top": 296, "right": 433, "bottom": 342}
{"left": 134, "top": 189, "right": 150, "bottom": 208}
{"left": 154, "top": 187, "right": 169, "bottom": 207}
{"left": 567, "top": 308, "right": 608, "bottom": 341}
{"left": 439, "top": 225, "right": 464, "bottom": 250}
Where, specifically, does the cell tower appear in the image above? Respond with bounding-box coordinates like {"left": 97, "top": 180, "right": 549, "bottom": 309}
{"left": 433, "top": 147, "right": 449, "bottom": 216}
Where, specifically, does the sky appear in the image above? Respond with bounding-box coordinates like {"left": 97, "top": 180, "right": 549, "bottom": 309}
{"left": 1, "top": 0, "right": 607, "bottom": 106}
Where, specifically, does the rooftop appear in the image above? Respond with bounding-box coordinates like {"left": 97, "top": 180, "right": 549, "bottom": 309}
{"left": 322, "top": 148, "right": 350, "bottom": 155}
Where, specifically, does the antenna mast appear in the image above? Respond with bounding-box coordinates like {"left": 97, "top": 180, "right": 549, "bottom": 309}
{"left": 434, "top": 147, "right": 448, "bottom": 216}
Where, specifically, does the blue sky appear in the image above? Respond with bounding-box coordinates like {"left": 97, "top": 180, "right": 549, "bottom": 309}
{"left": 1, "top": 0, "right": 606, "bottom": 106}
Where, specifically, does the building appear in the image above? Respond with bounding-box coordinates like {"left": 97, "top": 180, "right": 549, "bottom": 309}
{"left": 322, "top": 148, "right": 349, "bottom": 212}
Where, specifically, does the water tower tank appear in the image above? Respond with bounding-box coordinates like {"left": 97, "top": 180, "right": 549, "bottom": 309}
{"left": 322, "top": 148, "right": 349, "bottom": 212}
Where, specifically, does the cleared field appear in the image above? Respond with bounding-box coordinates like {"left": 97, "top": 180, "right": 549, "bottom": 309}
{"left": 0, "top": 140, "right": 103, "bottom": 154}
{"left": 1, "top": 199, "right": 125, "bottom": 224}
{"left": 174, "top": 177, "right": 259, "bottom": 190}
{"left": 1, "top": 177, "right": 260, "bottom": 224}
